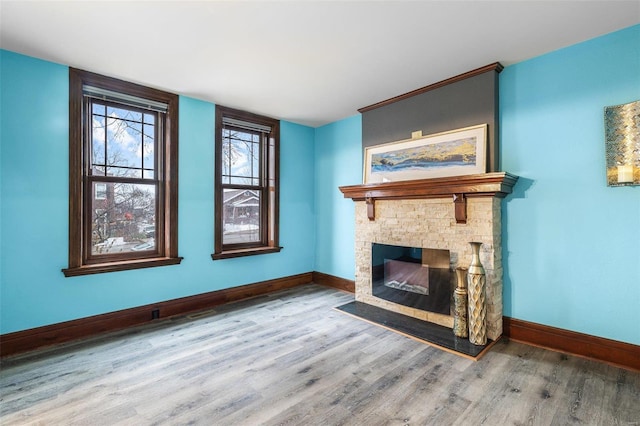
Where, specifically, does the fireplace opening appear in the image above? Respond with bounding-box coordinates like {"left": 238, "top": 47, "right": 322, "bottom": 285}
{"left": 372, "top": 243, "right": 452, "bottom": 315}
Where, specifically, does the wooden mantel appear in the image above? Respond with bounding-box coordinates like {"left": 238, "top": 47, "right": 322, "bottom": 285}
{"left": 339, "top": 172, "right": 518, "bottom": 222}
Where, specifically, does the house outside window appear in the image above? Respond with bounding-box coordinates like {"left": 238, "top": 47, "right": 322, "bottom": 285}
{"left": 212, "top": 105, "right": 281, "bottom": 259}
{"left": 63, "top": 68, "right": 181, "bottom": 277}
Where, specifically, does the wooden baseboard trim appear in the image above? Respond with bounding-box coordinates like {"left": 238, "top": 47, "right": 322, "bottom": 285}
{"left": 0, "top": 272, "right": 313, "bottom": 358}
{"left": 6, "top": 274, "right": 636, "bottom": 371}
{"left": 312, "top": 271, "right": 355, "bottom": 293}
{"left": 503, "top": 317, "right": 640, "bottom": 372}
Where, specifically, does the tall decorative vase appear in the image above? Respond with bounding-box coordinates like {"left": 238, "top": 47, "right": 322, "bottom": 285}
{"left": 453, "top": 267, "right": 469, "bottom": 338}
{"left": 467, "top": 242, "right": 487, "bottom": 345}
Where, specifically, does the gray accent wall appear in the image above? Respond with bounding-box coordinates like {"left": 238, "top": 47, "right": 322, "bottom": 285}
{"left": 361, "top": 69, "right": 500, "bottom": 172}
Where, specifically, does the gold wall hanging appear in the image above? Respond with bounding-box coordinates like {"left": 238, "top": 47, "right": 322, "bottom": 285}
{"left": 605, "top": 100, "right": 640, "bottom": 186}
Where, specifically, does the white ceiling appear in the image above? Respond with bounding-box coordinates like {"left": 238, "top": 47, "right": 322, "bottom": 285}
{"left": 1, "top": 1, "right": 638, "bottom": 127}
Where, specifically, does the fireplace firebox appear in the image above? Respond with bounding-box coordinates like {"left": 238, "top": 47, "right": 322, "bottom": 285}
{"left": 371, "top": 243, "right": 452, "bottom": 315}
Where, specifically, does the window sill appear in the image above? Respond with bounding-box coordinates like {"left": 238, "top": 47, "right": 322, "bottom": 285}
{"left": 62, "top": 256, "right": 183, "bottom": 277}
{"left": 211, "top": 246, "right": 282, "bottom": 260}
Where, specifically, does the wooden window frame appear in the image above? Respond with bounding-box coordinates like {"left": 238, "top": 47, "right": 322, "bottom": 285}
{"left": 63, "top": 68, "right": 182, "bottom": 277}
{"left": 212, "top": 105, "right": 281, "bottom": 260}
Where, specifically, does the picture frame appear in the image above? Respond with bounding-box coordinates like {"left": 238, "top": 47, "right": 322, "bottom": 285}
{"left": 363, "top": 124, "right": 488, "bottom": 184}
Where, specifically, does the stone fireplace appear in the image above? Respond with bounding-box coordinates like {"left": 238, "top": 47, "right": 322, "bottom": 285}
{"left": 344, "top": 63, "right": 508, "bottom": 345}
{"left": 340, "top": 173, "right": 517, "bottom": 342}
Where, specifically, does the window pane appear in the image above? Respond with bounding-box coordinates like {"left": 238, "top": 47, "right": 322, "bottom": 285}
{"left": 95, "top": 183, "right": 107, "bottom": 200}
{"left": 229, "top": 135, "right": 254, "bottom": 177}
{"left": 91, "top": 182, "right": 156, "bottom": 255}
{"left": 128, "top": 122, "right": 143, "bottom": 170}
{"left": 222, "top": 128, "right": 260, "bottom": 185}
{"left": 91, "top": 101, "right": 156, "bottom": 180}
{"left": 252, "top": 134, "right": 260, "bottom": 178}
{"left": 107, "top": 105, "right": 143, "bottom": 123}
{"left": 143, "top": 124, "right": 155, "bottom": 172}
{"left": 221, "top": 129, "right": 235, "bottom": 177}
{"left": 229, "top": 176, "right": 260, "bottom": 186}
{"left": 92, "top": 115, "right": 106, "bottom": 173}
{"left": 222, "top": 188, "right": 261, "bottom": 245}
{"left": 104, "top": 105, "right": 145, "bottom": 178}
{"left": 92, "top": 103, "right": 106, "bottom": 116}
{"left": 106, "top": 166, "right": 142, "bottom": 178}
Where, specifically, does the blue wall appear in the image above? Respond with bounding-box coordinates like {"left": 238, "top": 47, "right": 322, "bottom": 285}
{"left": 0, "top": 50, "right": 315, "bottom": 334}
{"left": 2, "top": 25, "right": 639, "bottom": 345}
{"left": 500, "top": 25, "right": 640, "bottom": 345}
{"left": 309, "top": 26, "right": 640, "bottom": 345}
{"left": 314, "top": 116, "right": 362, "bottom": 279}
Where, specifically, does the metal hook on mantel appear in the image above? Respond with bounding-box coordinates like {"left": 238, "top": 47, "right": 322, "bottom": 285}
{"left": 453, "top": 193, "right": 467, "bottom": 224}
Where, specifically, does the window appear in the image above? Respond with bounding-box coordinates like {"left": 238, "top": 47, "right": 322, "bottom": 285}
{"left": 63, "top": 69, "right": 181, "bottom": 277}
{"left": 212, "top": 106, "right": 281, "bottom": 259}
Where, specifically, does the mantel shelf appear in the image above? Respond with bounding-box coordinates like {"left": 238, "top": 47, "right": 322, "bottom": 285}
{"left": 339, "top": 172, "right": 518, "bottom": 222}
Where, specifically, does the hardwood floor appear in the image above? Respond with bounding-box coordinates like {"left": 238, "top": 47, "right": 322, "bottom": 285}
{"left": 1, "top": 284, "right": 638, "bottom": 425}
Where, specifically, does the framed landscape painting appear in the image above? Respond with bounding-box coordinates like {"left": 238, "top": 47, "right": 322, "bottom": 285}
{"left": 364, "top": 124, "right": 488, "bottom": 184}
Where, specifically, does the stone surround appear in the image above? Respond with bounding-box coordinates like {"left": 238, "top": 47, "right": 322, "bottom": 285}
{"left": 354, "top": 197, "right": 503, "bottom": 340}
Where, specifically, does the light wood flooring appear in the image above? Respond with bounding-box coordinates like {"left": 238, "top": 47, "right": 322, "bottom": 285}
{"left": 1, "top": 284, "right": 638, "bottom": 425}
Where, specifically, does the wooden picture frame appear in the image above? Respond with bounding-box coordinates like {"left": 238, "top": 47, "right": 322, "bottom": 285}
{"left": 364, "top": 124, "right": 488, "bottom": 184}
